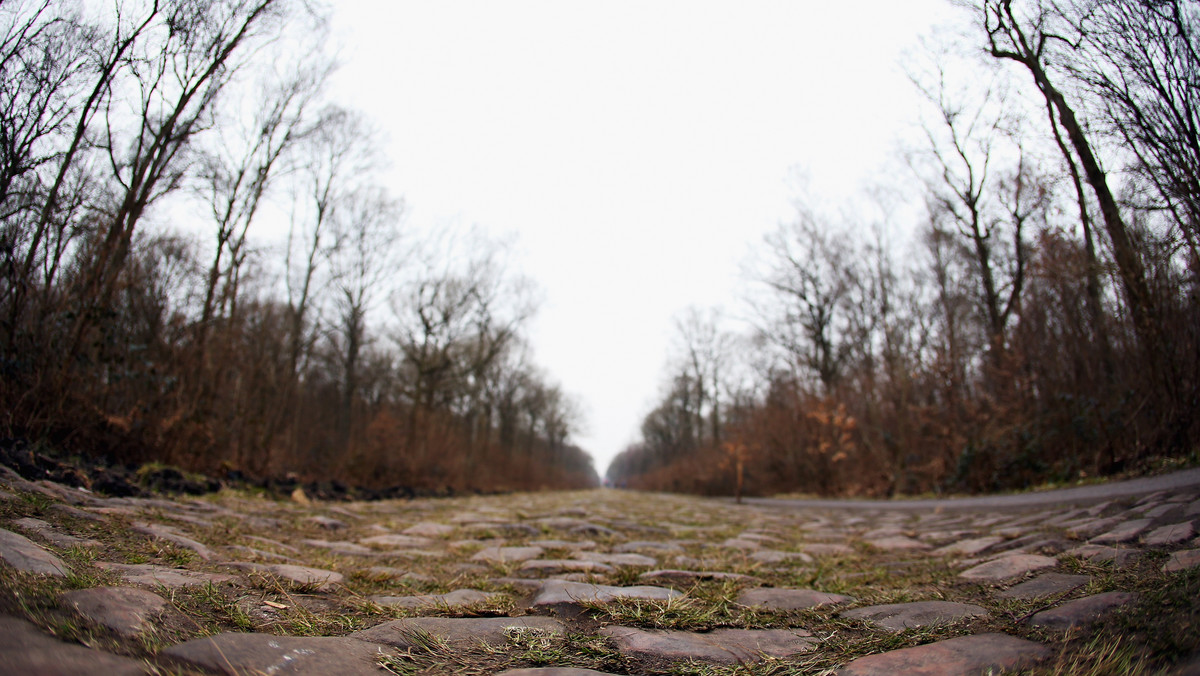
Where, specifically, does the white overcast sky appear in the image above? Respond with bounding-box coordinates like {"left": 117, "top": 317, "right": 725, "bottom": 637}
{"left": 324, "top": 1, "right": 960, "bottom": 476}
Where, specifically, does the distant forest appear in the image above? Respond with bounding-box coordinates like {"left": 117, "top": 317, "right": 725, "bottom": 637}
{"left": 607, "top": 1, "right": 1200, "bottom": 496}
{"left": 0, "top": 0, "right": 597, "bottom": 492}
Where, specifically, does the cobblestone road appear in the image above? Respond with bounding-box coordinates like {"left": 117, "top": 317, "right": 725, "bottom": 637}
{"left": 2, "top": 464, "right": 1199, "bottom": 674}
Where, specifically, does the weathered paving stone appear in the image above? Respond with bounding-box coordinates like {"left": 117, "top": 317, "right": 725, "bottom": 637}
{"left": 837, "top": 632, "right": 1050, "bottom": 675}
{"left": 1029, "top": 591, "right": 1140, "bottom": 630}
{"left": 533, "top": 539, "right": 597, "bottom": 551}
{"left": 1065, "top": 516, "right": 1124, "bottom": 539}
{"left": 535, "top": 517, "right": 590, "bottom": 530}
{"left": 464, "top": 522, "right": 540, "bottom": 537}
{"left": 638, "top": 569, "right": 758, "bottom": 585}
{"left": 613, "top": 540, "right": 683, "bottom": 554}
{"left": 750, "top": 549, "right": 814, "bottom": 564}
{"left": 866, "top": 535, "right": 931, "bottom": 551}
{"left": 804, "top": 530, "right": 853, "bottom": 543}
{"left": 1091, "top": 518, "right": 1155, "bottom": 544}
{"left": 164, "top": 631, "right": 386, "bottom": 675}
{"left": 600, "top": 626, "right": 816, "bottom": 664}
{"left": 991, "top": 536, "right": 1071, "bottom": 557}
{"left": 569, "top": 523, "right": 617, "bottom": 537}
{"left": 841, "top": 601, "right": 988, "bottom": 632}
{"left": 244, "top": 516, "right": 286, "bottom": 530}
{"left": 801, "top": 543, "right": 854, "bottom": 557}
{"left": 917, "top": 530, "right": 967, "bottom": 546}
{"left": 959, "top": 554, "right": 1057, "bottom": 581}
{"left": 25, "top": 480, "right": 95, "bottom": 506}
{"left": 1062, "top": 544, "right": 1139, "bottom": 567}
{"left": 997, "top": 573, "right": 1091, "bottom": 600}
{"left": 1143, "top": 503, "right": 1184, "bottom": 519}
{"left": 519, "top": 559, "right": 615, "bottom": 575}
{"left": 370, "top": 588, "right": 497, "bottom": 609}
{"left": 451, "top": 511, "right": 506, "bottom": 524}
{"left": 300, "top": 539, "right": 375, "bottom": 555}
{"left": 995, "top": 526, "right": 1028, "bottom": 538}
{"left": 1144, "top": 522, "right": 1197, "bottom": 546}
{"left": 1164, "top": 549, "right": 1200, "bottom": 572}
{"left": 132, "top": 523, "right": 213, "bottom": 560}
{"left": 97, "top": 562, "right": 236, "bottom": 587}
{"left": 471, "top": 546, "right": 545, "bottom": 563}
{"left": 933, "top": 536, "right": 1004, "bottom": 557}
{"left": 386, "top": 548, "right": 443, "bottom": 559}
{"left": 531, "top": 580, "right": 683, "bottom": 610}
{"left": 736, "top": 587, "right": 854, "bottom": 610}
{"left": 491, "top": 577, "right": 546, "bottom": 593}
{"left": 0, "top": 528, "right": 69, "bottom": 576}
{"left": 402, "top": 522, "right": 455, "bottom": 537}
{"left": 220, "top": 562, "right": 343, "bottom": 589}
{"left": 13, "top": 517, "right": 101, "bottom": 548}
{"left": 1136, "top": 491, "right": 1170, "bottom": 507}
{"left": 722, "top": 537, "right": 763, "bottom": 550}
{"left": 306, "top": 515, "right": 348, "bottom": 529}
{"left": 607, "top": 519, "right": 669, "bottom": 535}
{"left": 971, "top": 514, "right": 1013, "bottom": 528}
{"left": 450, "top": 562, "right": 490, "bottom": 576}
{"left": 573, "top": 551, "right": 656, "bottom": 567}
{"left": 60, "top": 586, "right": 169, "bottom": 637}
{"left": 0, "top": 615, "right": 149, "bottom": 675}
{"left": 351, "top": 616, "right": 566, "bottom": 648}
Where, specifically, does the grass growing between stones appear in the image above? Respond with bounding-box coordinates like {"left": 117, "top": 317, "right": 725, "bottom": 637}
{"left": 3, "top": 479, "right": 1199, "bottom": 674}
{"left": 586, "top": 595, "right": 722, "bottom": 631}
{"left": 0, "top": 564, "right": 195, "bottom": 669}
{"left": 1046, "top": 565, "right": 1200, "bottom": 675}
{"left": 375, "top": 627, "right": 628, "bottom": 676}
{"left": 1030, "top": 634, "right": 1158, "bottom": 676}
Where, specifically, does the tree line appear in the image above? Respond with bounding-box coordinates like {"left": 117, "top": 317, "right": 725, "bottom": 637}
{"left": 0, "top": 0, "right": 597, "bottom": 492}
{"left": 607, "top": 0, "right": 1200, "bottom": 497}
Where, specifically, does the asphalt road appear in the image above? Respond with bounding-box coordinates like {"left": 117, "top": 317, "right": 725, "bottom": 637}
{"left": 743, "top": 466, "right": 1200, "bottom": 512}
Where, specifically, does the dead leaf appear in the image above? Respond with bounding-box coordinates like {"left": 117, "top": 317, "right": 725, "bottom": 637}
{"left": 290, "top": 487, "right": 311, "bottom": 506}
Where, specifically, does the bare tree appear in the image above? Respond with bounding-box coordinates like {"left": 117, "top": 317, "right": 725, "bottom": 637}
{"left": 0, "top": 1, "right": 85, "bottom": 213}
{"left": 1, "top": 0, "right": 158, "bottom": 344}
{"left": 392, "top": 234, "right": 535, "bottom": 463}
{"left": 1038, "top": 89, "right": 1113, "bottom": 376}
{"left": 1067, "top": 0, "right": 1200, "bottom": 271}
{"left": 195, "top": 53, "right": 331, "bottom": 348}
{"left": 68, "top": 0, "right": 289, "bottom": 357}
{"left": 672, "top": 306, "right": 734, "bottom": 448}
{"left": 284, "top": 106, "right": 376, "bottom": 377}
{"left": 909, "top": 71, "right": 1036, "bottom": 368}
{"left": 754, "top": 207, "right": 857, "bottom": 392}
{"left": 980, "top": 0, "right": 1160, "bottom": 359}
{"left": 327, "top": 185, "right": 405, "bottom": 448}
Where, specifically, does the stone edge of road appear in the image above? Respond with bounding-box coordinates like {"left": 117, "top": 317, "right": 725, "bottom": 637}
{"left": 739, "top": 467, "right": 1200, "bottom": 512}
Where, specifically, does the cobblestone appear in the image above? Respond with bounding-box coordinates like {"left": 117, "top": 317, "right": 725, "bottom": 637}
{"left": 2, "top": 468, "right": 1199, "bottom": 674}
